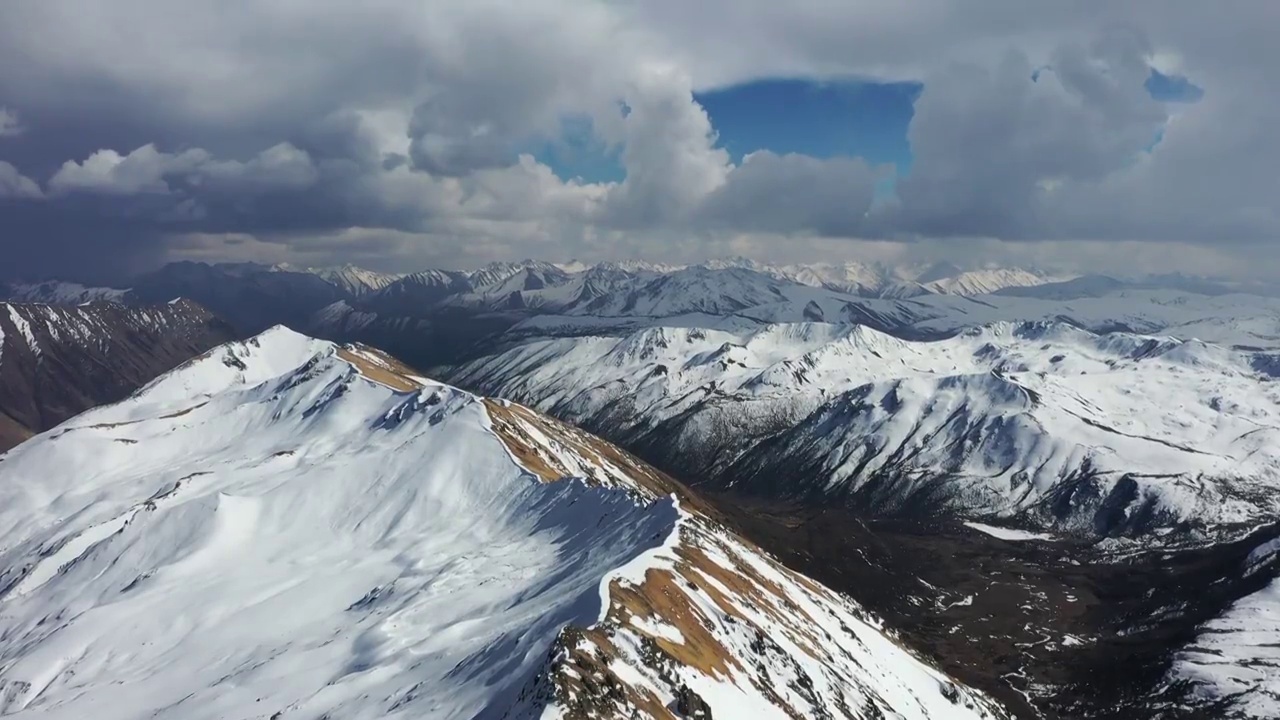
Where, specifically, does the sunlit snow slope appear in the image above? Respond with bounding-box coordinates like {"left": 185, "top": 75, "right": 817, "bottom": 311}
{"left": 450, "top": 321, "right": 1280, "bottom": 537}
{"left": 0, "top": 328, "right": 1008, "bottom": 719}
{"left": 1169, "top": 538, "right": 1280, "bottom": 718}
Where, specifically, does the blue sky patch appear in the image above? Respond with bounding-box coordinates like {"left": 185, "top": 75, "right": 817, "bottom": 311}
{"left": 532, "top": 115, "right": 626, "bottom": 183}
{"left": 1146, "top": 69, "right": 1205, "bottom": 102}
{"left": 694, "top": 78, "right": 920, "bottom": 172}
{"left": 538, "top": 78, "right": 920, "bottom": 184}
{"left": 537, "top": 70, "right": 1198, "bottom": 184}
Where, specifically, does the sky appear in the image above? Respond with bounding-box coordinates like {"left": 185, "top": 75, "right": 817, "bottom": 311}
{"left": 0, "top": 1, "right": 1276, "bottom": 283}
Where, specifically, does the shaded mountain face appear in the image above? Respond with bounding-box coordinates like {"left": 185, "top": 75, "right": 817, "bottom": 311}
{"left": 0, "top": 329, "right": 1009, "bottom": 720}
{"left": 0, "top": 300, "right": 238, "bottom": 453}
{"left": 357, "top": 269, "right": 475, "bottom": 315}
{"left": 129, "top": 262, "right": 348, "bottom": 335}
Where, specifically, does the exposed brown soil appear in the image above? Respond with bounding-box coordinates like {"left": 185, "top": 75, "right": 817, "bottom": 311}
{"left": 336, "top": 346, "right": 424, "bottom": 392}
{"left": 483, "top": 398, "right": 724, "bottom": 521}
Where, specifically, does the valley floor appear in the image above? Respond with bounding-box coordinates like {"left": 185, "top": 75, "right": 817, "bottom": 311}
{"left": 706, "top": 492, "right": 1280, "bottom": 720}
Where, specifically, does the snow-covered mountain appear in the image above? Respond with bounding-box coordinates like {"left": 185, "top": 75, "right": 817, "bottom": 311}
{"left": 467, "top": 259, "right": 570, "bottom": 292}
{"left": 921, "top": 268, "right": 1058, "bottom": 296}
{"left": 448, "top": 320, "right": 1280, "bottom": 538}
{"left": 0, "top": 299, "right": 236, "bottom": 452}
{"left": 130, "top": 262, "right": 349, "bottom": 334}
{"left": 695, "top": 258, "right": 1067, "bottom": 298}
{"left": 301, "top": 264, "right": 404, "bottom": 297}
{"left": 311, "top": 258, "right": 1066, "bottom": 328}
{"left": 0, "top": 328, "right": 1010, "bottom": 720}
{"left": 1170, "top": 534, "right": 1280, "bottom": 718}
{"left": 1, "top": 281, "right": 128, "bottom": 305}
{"left": 444, "top": 315, "right": 1280, "bottom": 716}
{"left": 27, "top": 259, "right": 1261, "bottom": 370}
{"left": 510, "top": 282, "right": 1280, "bottom": 351}
{"left": 356, "top": 269, "right": 474, "bottom": 315}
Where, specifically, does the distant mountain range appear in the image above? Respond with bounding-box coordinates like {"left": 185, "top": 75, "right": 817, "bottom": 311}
{"left": 9, "top": 258, "right": 1280, "bottom": 359}
{"left": 451, "top": 319, "right": 1280, "bottom": 537}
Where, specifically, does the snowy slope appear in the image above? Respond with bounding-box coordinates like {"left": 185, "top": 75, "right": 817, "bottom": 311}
{"left": 304, "top": 264, "right": 404, "bottom": 296}
{"left": 1168, "top": 537, "right": 1280, "bottom": 718}
{"left": 0, "top": 300, "right": 237, "bottom": 452}
{"left": 449, "top": 320, "right": 1280, "bottom": 536}
{"left": 445, "top": 263, "right": 577, "bottom": 311}
{"left": 921, "top": 268, "right": 1057, "bottom": 296}
{"left": 0, "top": 329, "right": 1008, "bottom": 720}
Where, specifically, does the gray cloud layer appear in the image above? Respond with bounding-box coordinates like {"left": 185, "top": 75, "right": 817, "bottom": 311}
{"left": 0, "top": 0, "right": 1276, "bottom": 281}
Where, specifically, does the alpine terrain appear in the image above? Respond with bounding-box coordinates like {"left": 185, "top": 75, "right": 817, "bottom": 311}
{"left": 0, "top": 300, "right": 237, "bottom": 453}
{"left": 437, "top": 288, "right": 1280, "bottom": 718}
{"left": 8, "top": 260, "right": 1280, "bottom": 717}
{"left": 0, "top": 328, "right": 1011, "bottom": 720}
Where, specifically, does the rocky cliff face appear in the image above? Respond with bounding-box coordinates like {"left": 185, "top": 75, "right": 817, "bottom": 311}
{"left": 0, "top": 299, "right": 237, "bottom": 452}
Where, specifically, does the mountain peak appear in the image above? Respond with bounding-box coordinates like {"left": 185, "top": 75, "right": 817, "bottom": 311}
{"left": 0, "top": 330, "right": 1010, "bottom": 719}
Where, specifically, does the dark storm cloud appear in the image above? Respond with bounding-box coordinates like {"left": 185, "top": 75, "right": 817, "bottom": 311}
{"left": 0, "top": 0, "right": 1276, "bottom": 280}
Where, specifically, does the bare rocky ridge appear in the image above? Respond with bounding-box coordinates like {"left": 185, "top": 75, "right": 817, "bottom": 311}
{"left": 0, "top": 299, "right": 237, "bottom": 453}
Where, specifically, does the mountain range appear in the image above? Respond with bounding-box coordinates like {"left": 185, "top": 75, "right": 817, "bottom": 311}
{"left": 449, "top": 320, "right": 1280, "bottom": 537}
{"left": 2, "top": 258, "right": 1280, "bottom": 717}
{"left": 0, "top": 327, "right": 1009, "bottom": 719}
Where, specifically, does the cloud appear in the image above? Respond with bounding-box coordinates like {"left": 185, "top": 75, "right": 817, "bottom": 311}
{"left": 602, "top": 66, "right": 731, "bottom": 226}
{"left": 0, "top": 108, "right": 23, "bottom": 138}
{"left": 48, "top": 143, "right": 319, "bottom": 197}
{"left": 0, "top": 161, "right": 42, "bottom": 198}
{"left": 0, "top": 1, "right": 1277, "bottom": 281}
{"left": 697, "top": 152, "right": 881, "bottom": 235}
{"left": 890, "top": 29, "right": 1170, "bottom": 239}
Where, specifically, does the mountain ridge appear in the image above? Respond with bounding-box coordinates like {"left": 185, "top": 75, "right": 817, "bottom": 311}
{"left": 0, "top": 327, "right": 1010, "bottom": 719}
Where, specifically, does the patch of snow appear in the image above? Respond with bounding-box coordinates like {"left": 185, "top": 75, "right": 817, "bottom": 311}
{"left": 6, "top": 306, "right": 38, "bottom": 355}
{"left": 1170, "top": 576, "right": 1280, "bottom": 718}
{"left": 964, "top": 523, "right": 1058, "bottom": 542}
